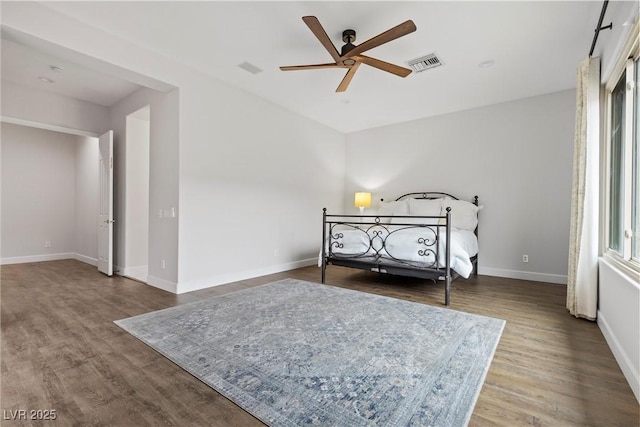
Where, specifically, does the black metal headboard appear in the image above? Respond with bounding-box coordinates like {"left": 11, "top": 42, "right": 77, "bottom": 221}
{"left": 382, "top": 192, "right": 480, "bottom": 238}
{"left": 395, "top": 192, "right": 459, "bottom": 201}
{"left": 381, "top": 192, "right": 479, "bottom": 206}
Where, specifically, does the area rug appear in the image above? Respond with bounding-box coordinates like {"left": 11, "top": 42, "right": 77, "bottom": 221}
{"left": 115, "top": 279, "right": 505, "bottom": 426}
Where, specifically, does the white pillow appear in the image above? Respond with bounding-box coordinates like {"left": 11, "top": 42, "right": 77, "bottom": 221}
{"left": 377, "top": 200, "right": 408, "bottom": 217}
{"left": 440, "top": 199, "right": 479, "bottom": 231}
{"left": 408, "top": 198, "right": 443, "bottom": 217}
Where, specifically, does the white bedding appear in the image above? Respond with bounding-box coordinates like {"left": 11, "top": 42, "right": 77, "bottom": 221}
{"left": 323, "top": 225, "right": 478, "bottom": 278}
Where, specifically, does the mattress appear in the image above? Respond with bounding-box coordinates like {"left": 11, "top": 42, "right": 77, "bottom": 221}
{"left": 324, "top": 224, "right": 478, "bottom": 278}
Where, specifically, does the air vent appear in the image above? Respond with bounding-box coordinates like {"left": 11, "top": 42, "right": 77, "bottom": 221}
{"left": 407, "top": 53, "right": 443, "bottom": 72}
{"left": 238, "top": 62, "right": 263, "bottom": 75}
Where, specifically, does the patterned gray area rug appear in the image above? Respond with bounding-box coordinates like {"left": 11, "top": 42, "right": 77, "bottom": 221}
{"left": 115, "top": 279, "right": 505, "bottom": 426}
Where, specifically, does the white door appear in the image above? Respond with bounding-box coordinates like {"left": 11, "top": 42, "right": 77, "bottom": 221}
{"left": 98, "top": 130, "right": 114, "bottom": 276}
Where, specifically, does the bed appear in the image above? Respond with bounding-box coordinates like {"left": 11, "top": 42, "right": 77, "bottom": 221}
{"left": 321, "top": 192, "right": 479, "bottom": 306}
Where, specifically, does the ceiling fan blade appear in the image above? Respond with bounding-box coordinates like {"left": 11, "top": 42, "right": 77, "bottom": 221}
{"left": 302, "top": 16, "right": 342, "bottom": 63}
{"left": 336, "top": 62, "right": 361, "bottom": 92}
{"left": 280, "top": 63, "right": 348, "bottom": 71}
{"left": 341, "top": 20, "right": 416, "bottom": 59}
{"left": 355, "top": 55, "right": 412, "bottom": 77}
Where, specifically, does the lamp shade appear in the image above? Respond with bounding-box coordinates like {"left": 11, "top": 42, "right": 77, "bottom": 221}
{"left": 354, "top": 192, "right": 372, "bottom": 208}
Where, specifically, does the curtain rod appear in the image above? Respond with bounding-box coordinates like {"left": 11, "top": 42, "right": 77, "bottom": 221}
{"left": 589, "top": 0, "right": 613, "bottom": 57}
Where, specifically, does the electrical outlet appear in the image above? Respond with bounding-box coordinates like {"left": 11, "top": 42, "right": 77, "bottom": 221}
{"left": 44, "top": 241, "right": 51, "bottom": 248}
{"left": 161, "top": 259, "right": 166, "bottom": 269}
{"left": 522, "top": 255, "right": 529, "bottom": 263}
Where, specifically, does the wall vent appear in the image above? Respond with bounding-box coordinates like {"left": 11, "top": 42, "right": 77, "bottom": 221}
{"left": 407, "top": 53, "right": 443, "bottom": 72}
{"left": 238, "top": 61, "right": 263, "bottom": 75}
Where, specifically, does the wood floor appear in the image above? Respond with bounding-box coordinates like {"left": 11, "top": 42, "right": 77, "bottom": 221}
{"left": 2, "top": 260, "right": 638, "bottom": 426}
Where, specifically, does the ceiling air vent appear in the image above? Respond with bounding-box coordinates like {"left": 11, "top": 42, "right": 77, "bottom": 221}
{"left": 238, "top": 61, "right": 263, "bottom": 75}
{"left": 408, "top": 53, "right": 443, "bottom": 73}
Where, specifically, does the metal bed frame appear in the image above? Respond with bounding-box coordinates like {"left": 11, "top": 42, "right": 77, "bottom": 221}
{"left": 321, "top": 192, "right": 478, "bottom": 306}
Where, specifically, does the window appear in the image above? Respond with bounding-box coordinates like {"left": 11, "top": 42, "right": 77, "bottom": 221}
{"left": 609, "top": 73, "right": 625, "bottom": 254}
{"left": 605, "top": 37, "right": 639, "bottom": 269}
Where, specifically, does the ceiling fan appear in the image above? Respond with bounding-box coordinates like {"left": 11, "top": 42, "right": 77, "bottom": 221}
{"left": 280, "top": 16, "right": 417, "bottom": 92}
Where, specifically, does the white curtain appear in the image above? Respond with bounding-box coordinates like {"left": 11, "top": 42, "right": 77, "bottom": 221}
{"left": 567, "top": 57, "right": 600, "bottom": 320}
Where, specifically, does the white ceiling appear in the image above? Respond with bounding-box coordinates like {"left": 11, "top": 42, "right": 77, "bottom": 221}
{"left": 1, "top": 35, "right": 143, "bottom": 107}
{"left": 2, "top": 1, "right": 638, "bottom": 133}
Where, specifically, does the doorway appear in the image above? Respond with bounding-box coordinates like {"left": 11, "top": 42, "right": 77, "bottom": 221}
{"left": 0, "top": 121, "right": 102, "bottom": 266}
{"left": 122, "top": 105, "right": 150, "bottom": 282}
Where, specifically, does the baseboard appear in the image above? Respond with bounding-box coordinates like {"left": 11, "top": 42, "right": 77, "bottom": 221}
{"left": 122, "top": 265, "right": 148, "bottom": 282}
{"left": 478, "top": 267, "right": 567, "bottom": 285}
{"left": 73, "top": 253, "right": 98, "bottom": 267}
{"left": 176, "top": 258, "right": 318, "bottom": 294}
{"left": 175, "top": 260, "right": 563, "bottom": 294}
{"left": 122, "top": 265, "right": 147, "bottom": 275}
{"left": 0, "top": 252, "right": 99, "bottom": 267}
{"left": 598, "top": 310, "right": 640, "bottom": 403}
{"left": 0, "top": 253, "right": 75, "bottom": 265}
{"left": 147, "top": 275, "right": 177, "bottom": 294}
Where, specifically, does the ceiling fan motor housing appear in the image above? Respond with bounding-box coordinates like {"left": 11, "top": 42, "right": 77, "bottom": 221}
{"left": 341, "top": 29, "right": 356, "bottom": 56}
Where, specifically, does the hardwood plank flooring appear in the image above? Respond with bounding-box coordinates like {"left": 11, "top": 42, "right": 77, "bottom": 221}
{"left": 1, "top": 260, "right": 638, "bottom": 426}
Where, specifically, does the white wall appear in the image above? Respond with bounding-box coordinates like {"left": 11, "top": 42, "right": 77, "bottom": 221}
{"left": 109, "top": 88, "right": 179, "bottom": 291}
{"left": 177, "top": 73, "right": 345, "bottom": 293}
{"left": 1, "top": 81, "right": 109, "bottom": 135}
{"left": 74, "top": 134, "right": 99, "bottom": 264}
{"left": 0, "top": 122, "right": 98, "bottom": 264}
{"left": 123, "top": 109, "right": 150, "bottom": 280}
{"left": 595, "top": 0, "right": 640, "bottom": 404}
{"left": 1, "top": 123, "right": 76, "bottom": 260}
{"left": 598, "top": 259, "right": 640, "bottom": 402}
{"left": 108, "top": 78, "right": 345, "bottom": 295}
{"left": 345, "top": 89, "right": 576, "bottom": 283}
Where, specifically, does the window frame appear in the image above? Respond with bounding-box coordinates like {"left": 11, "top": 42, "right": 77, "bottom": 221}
{"left": 632, "top": 56, "right": 639, "bottom": 262}
{"left": 603, "top": 24, "right": 640, "bottom": 276}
